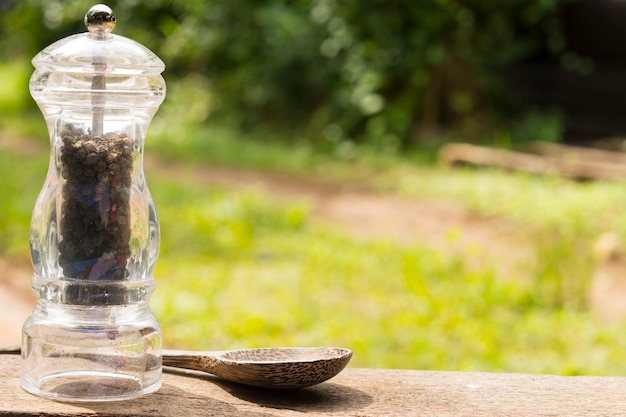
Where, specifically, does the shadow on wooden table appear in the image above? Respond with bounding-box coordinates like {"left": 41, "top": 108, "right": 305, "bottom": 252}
{"left": 164, "top": 367, "right": 373, "bottom": 413}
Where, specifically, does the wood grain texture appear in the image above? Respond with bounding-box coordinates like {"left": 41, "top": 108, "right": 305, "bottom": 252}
{"left": 2, "top": 355, "right": 626, "bottom": 416}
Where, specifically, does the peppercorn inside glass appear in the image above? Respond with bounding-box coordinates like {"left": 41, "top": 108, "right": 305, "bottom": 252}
{"left": 58, "top": 126, "right": 135, "bottom": 303}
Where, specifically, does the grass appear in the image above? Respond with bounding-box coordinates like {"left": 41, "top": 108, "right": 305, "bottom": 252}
{"left": 147, "top": 173, "right": 626, "bottom": 375}
{"left": 0, "top": 150, "right": 47, "bottom": 259}
{"left": 4, "top": 119, "right": 626, "bottom": 375}
{"left": 388, "top": 165, "right": 626, "bottom": 309}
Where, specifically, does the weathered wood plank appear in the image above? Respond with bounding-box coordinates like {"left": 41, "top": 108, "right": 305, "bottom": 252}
{"left": 2, "top": 355, "right": 626, "bottom": 416}
{"left": 440, "top": 142, "right": 626, "bottom": 180}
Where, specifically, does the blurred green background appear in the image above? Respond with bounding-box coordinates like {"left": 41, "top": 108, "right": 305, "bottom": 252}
{"left": 4, "top": 0, "right": 626, "bottom": 376}
{"left": 1, "top": 0, "right": 576, "bottom": 147}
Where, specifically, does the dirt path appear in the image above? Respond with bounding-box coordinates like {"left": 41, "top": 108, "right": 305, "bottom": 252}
{"left": 145, "top": 155, "right": 514, "bottom": 247}
{"left": 0, "top": 258, "right": 33, "bottom": 346}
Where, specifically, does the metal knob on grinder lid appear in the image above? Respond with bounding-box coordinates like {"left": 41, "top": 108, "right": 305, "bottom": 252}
{"left": 85, "top": 4, "right": 116, "bottom": 39}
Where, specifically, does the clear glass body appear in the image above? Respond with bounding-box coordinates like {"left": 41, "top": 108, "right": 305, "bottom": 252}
{"left": 22, "top": 20, "right": 165, "bottom": 401}
{"left": 21, "top": 303, "right": 161, "bottom": 401}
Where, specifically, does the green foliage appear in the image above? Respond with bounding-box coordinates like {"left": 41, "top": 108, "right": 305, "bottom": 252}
{"left": 168, "top": 0, "right": 569, "bottom": 147}
{"left": 510, "top": 108, "right": 564, "bottom": 144}
{"left": 0, "top": 61, "right": 45, "bottom": 138}
{"left": 0, "top": 0, "right": 572, "bottom": 149}
{"left": 0, "top": 62, "right": 31, "bottom": 115}
{"left": 0, "top": 150, "right": 46, "bottom": 258}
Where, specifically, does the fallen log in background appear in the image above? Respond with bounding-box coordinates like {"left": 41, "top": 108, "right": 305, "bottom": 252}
{"left": 439, "top": 142, "right": 626, "bottom": 181}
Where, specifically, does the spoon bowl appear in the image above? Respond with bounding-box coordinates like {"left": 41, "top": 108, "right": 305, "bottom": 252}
{"left": 163, "top": 347, "right": 352, "bottom": 389}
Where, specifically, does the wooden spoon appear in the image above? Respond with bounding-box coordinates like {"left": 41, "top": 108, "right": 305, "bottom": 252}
{"left": 1, "top": 346, "right": 352, "bottom": 389}
{"left": 163, "top": 347, "right": 352, "bottom": 389}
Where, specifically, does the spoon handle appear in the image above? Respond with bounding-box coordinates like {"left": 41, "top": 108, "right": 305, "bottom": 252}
{"left": 162, "top": 349, "right": 222, "bottom": 375}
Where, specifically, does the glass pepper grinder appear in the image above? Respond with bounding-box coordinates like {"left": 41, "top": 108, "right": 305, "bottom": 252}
{"left": 21, "top": 4, "right": 166, "bottom": 401}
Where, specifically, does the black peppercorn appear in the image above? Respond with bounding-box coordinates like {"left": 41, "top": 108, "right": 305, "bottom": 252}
{"left": 58, "top": 125, "right": 133, "bottom": 298}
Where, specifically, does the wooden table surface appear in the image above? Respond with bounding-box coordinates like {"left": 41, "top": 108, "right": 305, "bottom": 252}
{"left": 2, "top": 354, "right": 626, "bottom": 416}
